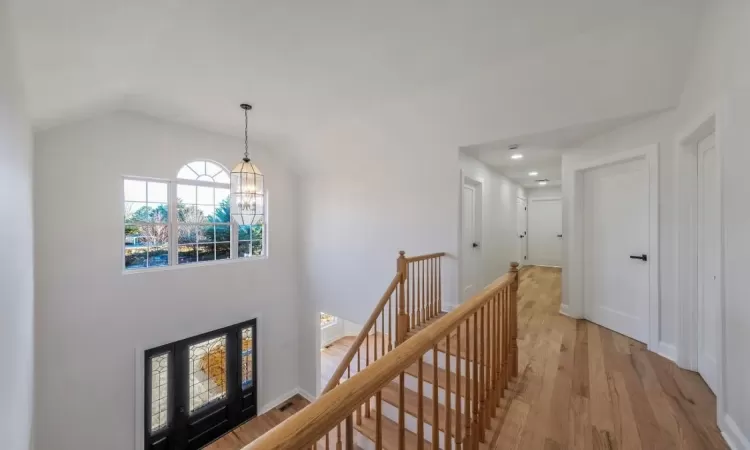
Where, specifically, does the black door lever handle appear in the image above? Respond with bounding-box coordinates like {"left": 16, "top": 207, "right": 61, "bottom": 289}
{"left": 629, "top": 254, "right": 647, "bottom": 261}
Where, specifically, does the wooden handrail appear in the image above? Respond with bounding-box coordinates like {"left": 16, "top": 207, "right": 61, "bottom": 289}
{"left": 403, "top": 252, "right": 446, "bottom": 263}
{"left": 245, "top": 267, "right": 516, "bottom": 450}
{"left": 321, "top": 272, "right": 400, "bottom": 394}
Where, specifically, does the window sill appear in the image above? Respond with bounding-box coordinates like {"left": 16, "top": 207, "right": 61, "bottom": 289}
{"left": 123, "top": 255, "right": 268, "bottom": 275}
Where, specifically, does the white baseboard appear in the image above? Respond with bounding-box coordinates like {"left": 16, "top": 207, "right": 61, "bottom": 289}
{"left": 559, "top": 304, "right": 572, "bottom": 317}
{"left": 657, "top": 342, "right": 677, "bottom": 363}
{"left": 260, "top": 387, "right": 316, "bottom": 414}
{"left": 722, "top": 413, "right": 750, "bottom": 450}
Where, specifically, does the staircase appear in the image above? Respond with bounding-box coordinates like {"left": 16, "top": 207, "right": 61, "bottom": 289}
{"left": 246, "top": 252, "right": 520, "bottom": 450}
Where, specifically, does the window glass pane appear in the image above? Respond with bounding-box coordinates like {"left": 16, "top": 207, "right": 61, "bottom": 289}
{"left": 252, "top": 240, "right": 263, "bottom": 256}
{"left": 214, "top": 171, "right": 230, "bottom": 184}
{"left": 215, "top": 225, "right": 230, "bottom": 243}
{"left": 238, "top": 225, "right": 252, "bottom": 241}
{"left": 178, "top": 245, "right": 197, "bottom": 264}
{"left": 180, "top": 205, "right": 200, "bottom": 223}
{"left": 177, "top": 166, "right": 198, "bottom": 180}
{"left": 188, "top": 161, "right": 206, "bottom": 176}
{"left": 215, "top": 188, "right": 230, "bottom": 205}
{"left": 206, "top": 162, "right": 222, "bottom": 178}
{"left": 124, "top": 202, "right": 148, "bottom": 222}
{"left": 252, "top": 224, "right": 263, "bottom": 240}
{"left": 148, "top": 203, "right": 169, "bottom": 223}
{"left": 196, "top": 204, "right": 215, "bottom": 222}
{"left": 177, "top": 184, "right": 197, "bottom": 204}
{"left": 150, "top": 352, "right": 170, "bottom": 434}
{"left": 178, "top": 225, "right": 196, "bottom": 244}
{"left": 143, "top": 225, "right": 169, "bottom": 246}
{"left": 241, "top": 327, "right": 253, "bottom": 390}
{"left": 197, "top": 225, "right": 214, "bottom": 243}
{"left": 238, "top": 241, "right": 251, "bottom": 258}
{"left": 216, "top": 243, "right": 231, "bottom": 260}
{"left": 197, "top": 244, "right": 215, "bottom": 262}
{"left": 148, "top": 182, "right": 168, "bottom": 203}
{"left": 189, "top": 336, "right": 228, "bottom": 413}
{"left": 125, "top": 248, "right": 148, "bottom": 269}
{"left": 148, "top": 246, "right": 169, "bottom": 267}
{"left": 124, "top": 179, "right": 147, "bottom": 202}
{"left": 197, "top": 175, "right": 214, "bottom": 182}
{"left": 197, "top": 186, "right": 213, "bottom": 205}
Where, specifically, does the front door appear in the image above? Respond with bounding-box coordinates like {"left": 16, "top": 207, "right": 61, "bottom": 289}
{"left": 583, "top": 157, "right": 650, "bottom": 343}
{"left": 698, "top": 133, "right": 720, "bottom": 394}
{"left": 145, "top": 319, "right": 257, "bottom": 450}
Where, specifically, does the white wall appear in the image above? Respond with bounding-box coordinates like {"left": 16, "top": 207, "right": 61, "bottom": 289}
{"left": 459, "top": 153, "right": 526, "bottom": 290}
{"left": 0, "top": 1, "right": 34, "bottom": 449}
{"left": 526, "top": 186, "right": 562, "bottom": 198}
{"left": 33, "top": 112, "right": 301, "bottom": 450}
{"left": 562, "top": 1, "right": 750, "bottom": 445}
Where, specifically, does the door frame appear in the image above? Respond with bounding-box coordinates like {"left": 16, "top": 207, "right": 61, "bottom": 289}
{"left": 564, "top": 144, "right": 660, "bottom": 352}
{"left": 457, "top": 173, "right": 483, "bottom": 303}
{"left": 527, "top": 195, "right": 562, "bottom": 267}
{"left": 676, "top": 113, "right": 718, "bottom": 371}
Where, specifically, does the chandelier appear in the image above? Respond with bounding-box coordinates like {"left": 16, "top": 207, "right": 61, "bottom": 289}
{"left": 230, "top": 104, "right": 264, "bottom": 226}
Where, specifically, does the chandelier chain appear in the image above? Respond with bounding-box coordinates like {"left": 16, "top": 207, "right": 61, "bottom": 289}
{"left": 244, "top": 107, "right": 249, "bottom": 161}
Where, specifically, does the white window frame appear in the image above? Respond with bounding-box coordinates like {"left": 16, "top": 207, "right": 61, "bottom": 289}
{"left": 122, "top": 165, "right": 267, "bottom": 274}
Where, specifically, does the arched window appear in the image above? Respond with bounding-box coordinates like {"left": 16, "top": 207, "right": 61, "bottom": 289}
{"left": 123, "top": 160, "right": 265, "bottom": 271}
{"left": 175, "top": 161, "right": 233, "bottom": 264}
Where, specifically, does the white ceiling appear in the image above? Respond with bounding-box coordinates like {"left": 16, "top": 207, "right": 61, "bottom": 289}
{"left": 8, "top": 0, "right": 704, "bottom": 171}
{"left": 462, "top": 110, "right": 664, "bottom": 187}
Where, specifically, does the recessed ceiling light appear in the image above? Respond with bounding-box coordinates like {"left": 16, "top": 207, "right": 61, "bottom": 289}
{"left": 511, "top": 154, "right": 523, "bottom": 160}
{"left": 539, "top": 180, "right": 548, "bottom": 186}
{"left": 528, "top": 171, "right": 539, "bottom": 176}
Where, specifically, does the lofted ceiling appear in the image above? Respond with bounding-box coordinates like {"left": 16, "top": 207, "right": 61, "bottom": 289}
{"left": 9, "top": 0, "right": 704, "bottom": 171}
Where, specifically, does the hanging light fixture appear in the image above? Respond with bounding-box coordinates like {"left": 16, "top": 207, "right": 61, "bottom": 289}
{"left": 231, "top": 104, "right": 264, "bottom": 226}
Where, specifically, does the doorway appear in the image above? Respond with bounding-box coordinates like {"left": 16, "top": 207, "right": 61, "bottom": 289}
{"left": 460, "top": 176, "right": 482, "bottom": 300}
{"left": 517, "top": 197, "right": 528, "bottom": 264}
{"left": 697, "top": 133, "right": 720, "bottom": 394}
{"left": 528, "top": 197, "right": 562, "bottom": 266}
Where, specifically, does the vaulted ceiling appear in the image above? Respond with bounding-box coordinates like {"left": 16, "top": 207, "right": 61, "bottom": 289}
{"left": 9, "top": 0, "right": 704, "bottom": 170}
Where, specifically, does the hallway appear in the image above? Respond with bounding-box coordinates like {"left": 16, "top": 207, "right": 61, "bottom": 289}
{"left": 485, "top": 266, "right": 726, "bottom": 449}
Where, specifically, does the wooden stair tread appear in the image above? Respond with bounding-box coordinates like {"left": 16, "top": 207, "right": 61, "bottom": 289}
{"left": 404, "top": 360, "right": 469, "bottom": 396}
{"left": 380, "top": 382, "right": 464, "bottom": 434}
{"left": 407, "top": 313, "right": 485, "bottom": 362}
{"left": 355, "top": 412, "right": 432, "bottom": 450}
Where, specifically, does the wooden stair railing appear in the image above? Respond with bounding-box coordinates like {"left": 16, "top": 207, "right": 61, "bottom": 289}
{"left": 245, "top": 261, "right": 520, "bottom": 450}
{"left": 321, "top": 251, "right": 447, "bottom": 396}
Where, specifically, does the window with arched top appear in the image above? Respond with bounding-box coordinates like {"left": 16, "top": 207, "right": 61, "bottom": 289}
{"left": 123, "top": 160, "right": 266, "bottom": 271}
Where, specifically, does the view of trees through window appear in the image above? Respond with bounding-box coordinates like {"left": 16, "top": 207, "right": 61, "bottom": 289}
{"left": 124, "top": 161, "right": 265, "bottom": 270}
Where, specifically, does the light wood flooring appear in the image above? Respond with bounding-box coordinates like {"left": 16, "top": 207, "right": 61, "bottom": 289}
{"left": 207, "top": 265, "right": 727, "bottom": 449}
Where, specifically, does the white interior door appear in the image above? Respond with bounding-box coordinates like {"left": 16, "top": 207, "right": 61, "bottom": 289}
{"left": 698, "top": 133, "right": 720, "bottom": 394}
{"left": 517, "top": 197, "right": 528, "bottom": 264}
{"left": 583, "top": 157, "right": 650, "bottom": 343}
{"left": 461, "top": 182, "right": 481, "bottom": 300}
{"left": 528, "top": 198, "right": 562, "bottom": 266}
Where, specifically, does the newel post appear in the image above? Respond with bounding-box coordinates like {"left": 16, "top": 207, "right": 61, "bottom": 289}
{"left": 397, "top": 251, "right": 409, "bottom": 345}
{"left": 509, "top": 262, "right": 519, "bottom": 377}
